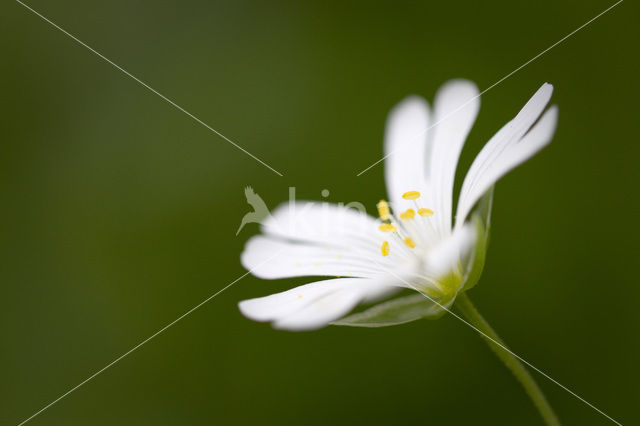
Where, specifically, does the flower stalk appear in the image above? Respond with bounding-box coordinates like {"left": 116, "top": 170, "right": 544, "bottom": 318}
{"left": 454, "top": 293, "right": 561, "bottom": 426}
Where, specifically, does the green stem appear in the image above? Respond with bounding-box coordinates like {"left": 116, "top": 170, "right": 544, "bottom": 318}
{"left": 454, "top": 293, "right": 561, "bottom": 426}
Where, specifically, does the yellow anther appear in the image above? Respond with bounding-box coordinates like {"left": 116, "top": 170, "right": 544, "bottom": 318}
{"left": 399, "top": 209, "right": 416, "bottom": 220}
{"left": 381, "top": 241, "right": 390, "bottom": 257}
{"left": 403, "top": 237, "right": 416, "bottom": 248}
{"left": 378, "top": 223, "right": 397, "bottom": 233}
{"left": 377, "top": 200, "right": 390, "bottom": 220}
{"left": 402, "top": 191, "right": 421, "bottom": 200}
{"left": 418, "top": 208, "right": 434, "bottom": 217}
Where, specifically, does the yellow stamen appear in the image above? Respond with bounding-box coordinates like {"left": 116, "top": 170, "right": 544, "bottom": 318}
{"left": 402, "top": 191, "right": 421, "bottom": 200}
{"left": 378, "top": 223, "right": 397, "bottom": 233}
{"left": 403, "top": 237, "right": 416, "bottom": 248}
{"left": 418, "top": 208, "right": 434, "bottom": 217}
{"left": 381, "top": 241, "right": 390, "bottom": 257}
{"left": 399, "top": 208, "right": 416, "bottom": 220}
{"left": 377, "top": 200, "right": 390, "bottom": 220}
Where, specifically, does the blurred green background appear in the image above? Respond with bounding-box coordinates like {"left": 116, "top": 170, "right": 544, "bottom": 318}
{"left": 2, "top": 0, "right": 638, "bottom": 424}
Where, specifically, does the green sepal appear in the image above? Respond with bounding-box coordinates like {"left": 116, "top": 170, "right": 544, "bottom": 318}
{"left": 461, "top": 187, "right": 493, "bottom": 291}
{"left": 332, "top": 293, "right": 448, "bottom": 328}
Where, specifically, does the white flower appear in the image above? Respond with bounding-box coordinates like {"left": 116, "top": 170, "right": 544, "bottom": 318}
{"left": 239, "top": 80, "right": 558, "bottom": 331}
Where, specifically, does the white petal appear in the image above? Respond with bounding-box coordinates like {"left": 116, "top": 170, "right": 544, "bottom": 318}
{"left": 456, "top": 83, "right": 556, "bottom": 227}
{"left": 273, "top": 290, "right": 362, "bottom": 331}
{"left": 238, "top": 278, "right": 397, "bottom": 331}
{"left": 384, "top": 96, "right": 431, "bottom": 214}
{"left": 241, "top": 235, "right": 391, "bottom": 279}
{"left": 242, "top": 202, "right": 418, "bottom": 282}
{"left": 262, "top": 202, "right": 384, "bottom": 255}
{"left": 239, "top": 279, "right": 345, "bottom": 322}
{"left": 426, "top": 79, "right": 480, "bottom": 237}
{"left": 465, "top": 106, "right": 558, "bottom": 220}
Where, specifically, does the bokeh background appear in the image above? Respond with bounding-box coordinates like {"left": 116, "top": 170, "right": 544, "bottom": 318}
{"left": 2, "top": 0, "right": 638, "bottom": 424}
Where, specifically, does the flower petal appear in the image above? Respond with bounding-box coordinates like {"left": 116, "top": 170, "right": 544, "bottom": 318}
{"left": 456, "top": 83, "right": 557, "bottom": 227}
{"left": 261, "top": 202, "right": 384, "bottom": 256}
{"left": 425, "top": 223, "right": 476, "bottom": 279}
{"left": 241, "top": 235, "right": 392, "bottom": 279}
{"left": 238, "top": 278, "right": 397, "bottom": 331}
{"left": 427, "top": 79, "right": 480, "bottom": 237}
{"left": 384, "top": 96, "right": 431, "bottom": 214}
